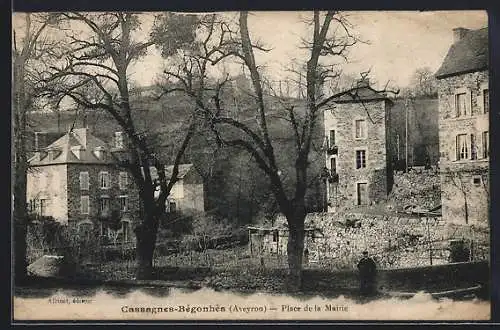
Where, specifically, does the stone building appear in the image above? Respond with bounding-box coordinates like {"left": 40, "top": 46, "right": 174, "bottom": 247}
{"left": 151, "top": 163, "right": 205, "bottom": 215}
{"left": 27, "top": 128, "right": 140, "bottom": 242}
{"left": 435, "top": 27, "right": 489, "bottom": 225}
{"left": 322, "top": 79, "right": 394, "bottom": 212}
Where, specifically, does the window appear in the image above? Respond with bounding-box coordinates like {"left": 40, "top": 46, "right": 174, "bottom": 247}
{"left": 81, "top": 196, "right": 90, "bottom": 215}
{"left": 330, "top": 157, "right": 337, "bottom": 172}
{"left": 471, "top": 134, "right": 477, "bottom": 160}
{"left": 169, "top": 201, "right": 177, "bottom": 213}
{"left": 329, "top": 130, "right": 336, "bottom": 146}
{"left": 482, "top": 131, "right": 489, "bottom": 159}
{"left": 354, "top": 119, "right": 367, "bottom": 139}
{"left": 28, "top": 199, "right": 36, "bottom": 213}
{"left": 119, "top": 195, "right": 128, "bottom": 212}
{"left": 40, "top": 199, "right": 48, "bottom": 216}
{"left": 472, "top": 176, "right": 482, "bottom": 186}
{"left": 122, "top": 222, "right": 130, "bottom": 242}
{"left": 99, "top": 197, "right": 110, "bottom": 216}
{"left": 356, "top": 150, "right": 366, "bottom": 169}
{"left": 483, "top": 89, "right": 489, "bottom": 114}
{"left": 356, "top": 183, "right": 368, "bottom": 206}
{"left": 115, "top": 132, "right": 124, "bottom": 149}
{"left": 79, "top": 172, "right": 89, "bottom": 190}
{"left": 455, "top": 92, "right": 468, "bottom": 117}
{"left": 119, "top": 172, "right": 128, "bottom": 190}
{"left": 456, "top": 134, "right": 469, "bottom": 160}
{"left": 272, "top": 230, "right": 278, "bottom": 242}
{"left": 99, "top": 171, "right": 110, "bottom": 189}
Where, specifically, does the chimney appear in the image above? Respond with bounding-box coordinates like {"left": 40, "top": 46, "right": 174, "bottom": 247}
{"left": 73, "top": 128, "right": 88, "bottom": 148}
{"left": 357, "top": 78, "right": 370, "bottom": 88}
{"left": 453, "top": 27, "right": 470, "bottom": 43}
{"left": 34, "top": 132, "right": 48, "bottom": 151}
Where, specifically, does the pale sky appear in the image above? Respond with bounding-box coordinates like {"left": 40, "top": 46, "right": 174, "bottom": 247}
{"left": 129, "top": 10, "right": 488, "bottom": 89}
{"left": 13, "top": 11, "right": 488, "bottom": 90}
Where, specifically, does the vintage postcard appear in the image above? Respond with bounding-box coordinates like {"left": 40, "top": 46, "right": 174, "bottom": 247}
{"left": 12, "top": 10, "right": 491, "bottom": 322}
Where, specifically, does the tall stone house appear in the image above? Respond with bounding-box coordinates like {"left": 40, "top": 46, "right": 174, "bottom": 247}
{"left": 322, "top": 79, "right": 394, "bottom": 212}
{"left": 435, "top": 27, "right": 489, "bottom": 225}
{"left": 27, "top": 128, "right": 141, "bottom": 242}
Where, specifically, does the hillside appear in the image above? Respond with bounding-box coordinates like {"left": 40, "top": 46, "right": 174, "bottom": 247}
{"left": 26, "top": 95, "right": 326, "bottom": 224}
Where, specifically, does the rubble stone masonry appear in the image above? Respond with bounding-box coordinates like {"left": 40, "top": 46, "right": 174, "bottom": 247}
{"left": 66, "top": 164, "right": 141, "bottom": 228}
{"left": 324, "top": 99, "right": 392, "bottom": 210}
{"left": 272, "top": 212, "right": 489, "bottom": 269}
{"left": 437, "top": 70, "right": 489, "bottom": 225}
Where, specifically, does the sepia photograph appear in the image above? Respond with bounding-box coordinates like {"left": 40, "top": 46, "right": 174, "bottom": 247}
{"left": 11, "top": 10, "right": 491, "bottom": 321}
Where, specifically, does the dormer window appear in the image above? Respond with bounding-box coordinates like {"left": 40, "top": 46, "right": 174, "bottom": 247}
{"left": 94, "top": 146, "right": 107, "bottom": 160}
{"left": 70, "top": 146, "right": 83, "bottom": 160}
{"left": 39, "top": 151, "right": 48, "bottom": 161}
{"left": 47, "top": 148, "right": 62, "bottom": 161}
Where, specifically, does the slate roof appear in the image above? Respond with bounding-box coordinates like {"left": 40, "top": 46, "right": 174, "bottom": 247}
{"left": 28, "top": 128, "right": 113, "bottom": 166}
{"left": 164, "top": 164, "right": 194, "bottom": 179}
{"left": 435, "top": 27, "right": 488, "bottom": 79}
{"left": 328, "top": 84, "right": 393, "bottom": 104}
{"left": 149, "top": 164, "right": 195, "bottom": 181}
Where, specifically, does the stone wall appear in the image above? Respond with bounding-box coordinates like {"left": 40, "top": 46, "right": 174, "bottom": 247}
{"left": 323, "top": 99, "right": 391, "bottom": 209}
{"left": 440, "top": 168, "right": 489, "bottom": 224}
{"left": 270, "top": 211, "right": 489, "bottom": 270}
{"left": 388, "top": 167, "right": 441, "bottom": 210}
{"left": 66, "top": 164, "right": 141, "bottom": 229}
{"left": 437, "top": 70, "right": 489, "bottom": 225}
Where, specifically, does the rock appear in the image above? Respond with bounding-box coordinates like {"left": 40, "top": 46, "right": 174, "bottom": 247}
{"left": 27, "top": 255, "right": 76, "bottom": 278}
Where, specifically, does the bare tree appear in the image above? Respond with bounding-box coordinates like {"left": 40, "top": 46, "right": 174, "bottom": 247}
{"left": 403, "top": 67, "right": 438, "bottom": 98}
{"left": 12, "top": 13, "right": 62, "bottom": 283}
{"left": 42, "top": 12, "right": 200, "bottom": 279}
{"left": 162, "top": 12, "right": 397, "bottom": 290}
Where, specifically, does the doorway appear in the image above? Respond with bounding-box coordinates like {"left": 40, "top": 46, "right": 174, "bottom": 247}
{"left": 357, "top": 182, "right": 368, "bottom": 205}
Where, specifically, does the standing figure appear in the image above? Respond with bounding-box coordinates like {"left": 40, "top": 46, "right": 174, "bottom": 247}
{"left": 357, "top": 250, "right": 377, "bottom": 296}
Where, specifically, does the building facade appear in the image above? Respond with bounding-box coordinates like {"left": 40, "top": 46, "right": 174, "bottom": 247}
{"left": 435, "top": 27, "right": 489, "bottom": 225}
{"left": 27, "top": 128, "right": 140, "bottom": 242}
{"left": 323, "top": 79, "right": 394, "bottom": 212}
{"left": 152, "top": 164, "right": 205, "bottom": 215}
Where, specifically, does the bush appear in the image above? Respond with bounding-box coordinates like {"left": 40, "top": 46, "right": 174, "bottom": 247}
{"left": 159, "top": 211, "right": 194, "bottom": 236}
{"left": 449, "top": 239, "right": 471, "bottom": 263}
{"left": 179, "top": 214, "right": 235, "bottom": 252}
{"left": 26, "top": 215, "right": 107, "bottom": 265}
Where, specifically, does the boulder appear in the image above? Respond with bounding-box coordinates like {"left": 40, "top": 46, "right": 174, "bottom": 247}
{"left": 27, "top": 255, "right": 76, "bottom": 278}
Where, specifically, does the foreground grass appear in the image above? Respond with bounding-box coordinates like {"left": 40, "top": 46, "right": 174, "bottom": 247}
{"left": 69, "top": 246, "right": 488, "bottom": 300}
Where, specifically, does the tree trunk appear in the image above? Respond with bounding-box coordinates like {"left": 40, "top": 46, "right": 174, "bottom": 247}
{"left": 464, "top": 193, "right": 469, "bottom": 225}
{"left": 285, "top": 204, "right": 306, "bottom": 292}
{"left": 13, "top": 162, "right": 28, "bottom": 284}
{"left": 13, "top": 59, "right": 29, "bottom": 285}
{"left": 134, "top": 211, "right": 159, "bottom": 280}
